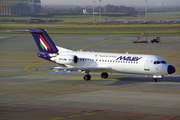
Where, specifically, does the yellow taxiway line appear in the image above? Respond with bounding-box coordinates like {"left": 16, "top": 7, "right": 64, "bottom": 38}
{"left": 24, "top": 60, "right": 47, "bottom": 74}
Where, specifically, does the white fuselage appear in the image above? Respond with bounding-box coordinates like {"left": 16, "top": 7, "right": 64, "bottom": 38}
{"left": 26, "top": 28, "right": 176, "bottom": 81}
{"left": 52, "top": 49, "right": 171, "bottom": 76}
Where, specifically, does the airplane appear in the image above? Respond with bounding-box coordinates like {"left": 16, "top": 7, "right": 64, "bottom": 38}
{"left": 25, "top": 28, "right": 175, "bottom": 82}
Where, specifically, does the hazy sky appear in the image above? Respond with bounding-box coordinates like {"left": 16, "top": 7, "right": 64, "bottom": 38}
{"left": 41, "top": 0, "right": 180, "bottom": 6}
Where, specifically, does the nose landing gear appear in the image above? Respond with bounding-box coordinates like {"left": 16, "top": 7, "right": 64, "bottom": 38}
{"left": 152, "top": 78, "right": 157, "bottom": 82}
{"left": 152, "top": 75, "right": 163, "bottom": 82}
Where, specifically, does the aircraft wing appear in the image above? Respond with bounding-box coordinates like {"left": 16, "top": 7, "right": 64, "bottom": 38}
{"left": 53, "top": 66, "right": 111, "bottom": 72}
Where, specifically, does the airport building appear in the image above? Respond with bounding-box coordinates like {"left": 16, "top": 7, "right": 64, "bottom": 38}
{"left": 0, "top": 0, "right": 41, "bottom": 15}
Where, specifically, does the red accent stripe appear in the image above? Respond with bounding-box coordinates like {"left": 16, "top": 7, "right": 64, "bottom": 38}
{"left": 0, "top": 103, "right": 179, "bottom": 118}
{"left": 39, "top": 35, "right": 51, "bottom": 51}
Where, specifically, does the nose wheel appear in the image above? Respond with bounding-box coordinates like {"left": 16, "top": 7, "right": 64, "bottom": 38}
{"left": 152, "top": 78, "right": 157, "bottom": 82}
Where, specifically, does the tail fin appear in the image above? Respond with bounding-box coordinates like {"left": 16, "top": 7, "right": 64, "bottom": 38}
{"left": 27, "top": 28, "right": 58, "bottom": 53}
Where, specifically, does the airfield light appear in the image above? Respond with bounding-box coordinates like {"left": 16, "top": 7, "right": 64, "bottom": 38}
{"left": 99, "top": 0, "right": 102, "bottom": 21}
{"left": 93, "top": 1, "right": 95, "bottom": 21}
{"left": 145, "top": 0, "right": 148, "bottom": 20}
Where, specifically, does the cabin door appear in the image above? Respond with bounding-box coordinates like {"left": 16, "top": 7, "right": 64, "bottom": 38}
{"left": 144, "top": 60, "right": 150, "bottom": 71}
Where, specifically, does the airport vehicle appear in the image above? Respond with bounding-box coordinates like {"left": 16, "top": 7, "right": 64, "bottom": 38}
{"left": 26, "top": 28, "right": 175, "bottom": 82}
{"left": 151, "top": 37, "right": 161, "bottom": 43}
{"left": 132, "top": 33, "right": 148, "bottom": 43}
{"left": 133, "top": 40, "right": 148, "bottom": 43}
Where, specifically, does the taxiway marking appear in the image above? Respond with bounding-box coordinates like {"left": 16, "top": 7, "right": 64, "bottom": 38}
{"left": 81, "top": 36, "right": 119, "bottom": 50}
{"left": 51, "top": 117, "right": 63, "bottom": 120}
{"left": 0, "top": 103, "right": 180, "bottom": 119}
{"left": 51, "top": 111, "right": 99, "bottom": 120}
{"left": 24, "top": 60, "right": 47, "bottom": 74}
{"left": 68, "top": 115, "right": 81, "bottom": 118}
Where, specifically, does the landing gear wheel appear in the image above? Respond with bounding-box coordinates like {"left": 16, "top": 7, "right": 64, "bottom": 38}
{"left": 152, "top": 78, "right": 157, "bottom": 82}
{"left": 101, "top": 72, "right": 108, "bottom": 79}
{"left": 83, "top": 75, "right": 91, "bottom": 81}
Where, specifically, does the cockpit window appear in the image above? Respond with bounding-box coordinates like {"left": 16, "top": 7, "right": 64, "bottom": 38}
{"left": 161, "top": 61, "right": 167, "bottom": 64}
{"left": 154, "top": 61, "right": 161, "bottom": 64}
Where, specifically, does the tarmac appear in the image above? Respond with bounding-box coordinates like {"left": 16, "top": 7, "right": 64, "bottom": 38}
{"left": 0, "top": 33, "right": 180, "bottom": 120}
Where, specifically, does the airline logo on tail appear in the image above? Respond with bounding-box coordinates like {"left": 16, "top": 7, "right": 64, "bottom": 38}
{"left": 39, "top": 35, "right": 51, "bottom": 51}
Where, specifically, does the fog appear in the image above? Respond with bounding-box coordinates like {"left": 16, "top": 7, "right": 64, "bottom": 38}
{"left": 41, "top": 0, "right": 180, "bottom": 6}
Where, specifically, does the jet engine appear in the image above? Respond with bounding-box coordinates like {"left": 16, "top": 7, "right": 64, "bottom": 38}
{"left": 51, "top": 55, "right": 79, "bottom": 65}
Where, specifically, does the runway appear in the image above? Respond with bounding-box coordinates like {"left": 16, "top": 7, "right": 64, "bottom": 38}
{"left": 0, "top": 33, "right": 180, "bottom": 120}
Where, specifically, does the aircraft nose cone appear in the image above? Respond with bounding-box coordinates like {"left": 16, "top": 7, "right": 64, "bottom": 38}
{"left": 167, "top": 65, "right": 176, "bottom": 74}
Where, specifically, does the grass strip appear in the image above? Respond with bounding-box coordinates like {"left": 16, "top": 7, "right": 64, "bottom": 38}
{"left": 1, "top": 23, "right": 180, "bottom": 34}
{"left": 1, "top": 29, "right": 180, "bottom": 34}
{"left": 1, "top": 24, "right": 180, "bottom": 29}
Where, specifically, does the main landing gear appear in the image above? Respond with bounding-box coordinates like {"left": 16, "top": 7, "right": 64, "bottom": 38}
{"left": 83, "top": 72, "right": 109, "bottom": 81}
{"left": 83, "top": 74, "right": 91, "bottom": 81}
{"left": 83, "top": 70, "right": 91, "bottom": 81}
{"left": 101, "top": 72, "right": 108, "bottom": 79}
